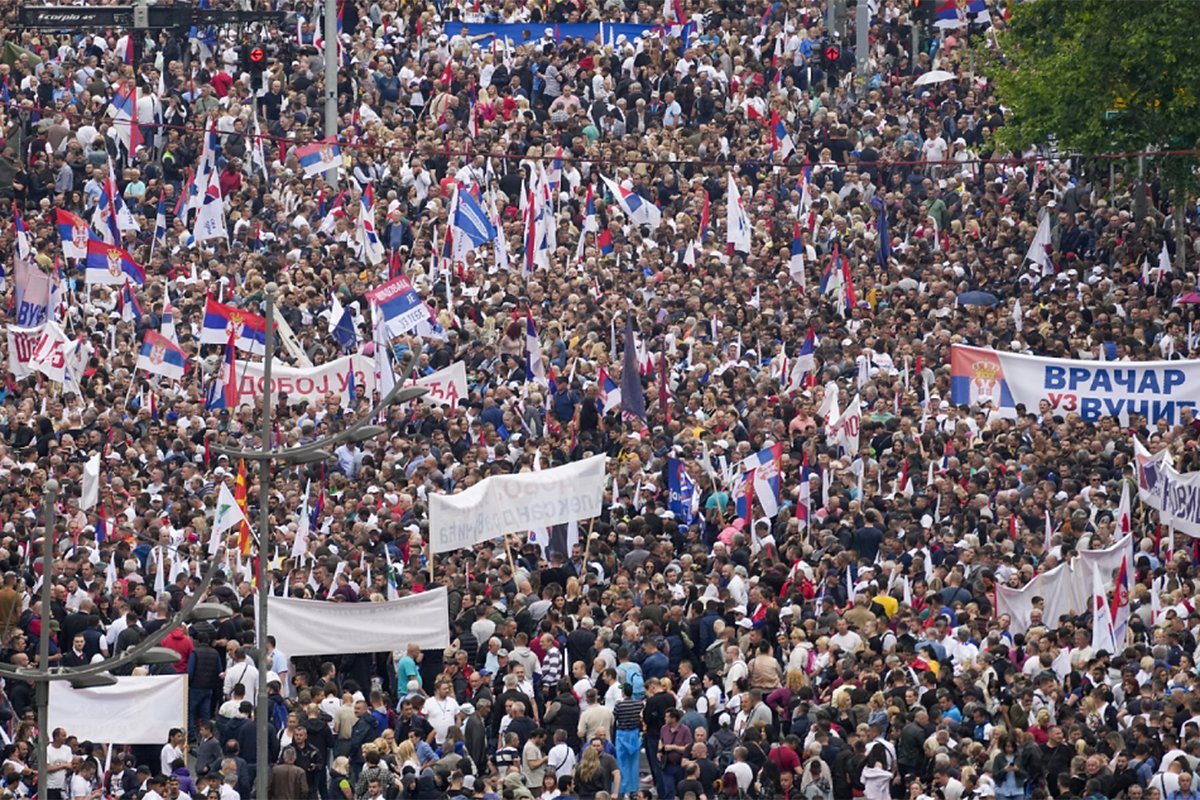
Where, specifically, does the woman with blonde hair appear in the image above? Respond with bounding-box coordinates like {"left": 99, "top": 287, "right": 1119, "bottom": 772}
{"left": 574, "top": 745, "right": 608, "bottom": 800}
{"left": 787, "top": 628, "right": 814, "bottom": 674}
{"left": 329, "top": 756, "right": 353, "bottom": 799}
{"left": 395, "top": 738, "right": 420, "bottom": 773}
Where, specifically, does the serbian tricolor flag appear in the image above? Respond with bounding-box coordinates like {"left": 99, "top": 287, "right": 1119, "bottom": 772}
{"left": 597, "top": 228, "right": 614, "bottom": 256}
{"left": 769, "top": 110, "right": 795, "bottom": 163}
{"left": 201, "top": 296, "right": 269, "bottom": 354}
{"left": 743, "top": 442, "right": 783, "bottom": 517}
{"left": 55, "top": 209, "right": 95, "bottom": 260}
{"left": 597, "top": 366, "right": 621, "bottom": 412}
{"left": 85, "top": 240, "right": 145, "bottom": 286}
{"left": 117, "top": 281, "right": 143, "bottom": 323}
{"left": 136, "top": 330, "right": 186, "bottom": 381}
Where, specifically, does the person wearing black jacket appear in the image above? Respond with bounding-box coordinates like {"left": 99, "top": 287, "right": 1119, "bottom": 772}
{"left": 347, "top": 700, "right": 378, "bottom": 782}
{"left": 290, "top": 725, "right": 323, "bottom": 800}
{"left": 832, "top": 736, "right": 865, "bottom": 799}
{"left": 642, "top": 677, "right": 675, "bottom": 800}
{"left": 545, "top": 681, "right": 581, "bottom": 749}
{"left": 187, "top": 633, "right": 222, "bottom": 739}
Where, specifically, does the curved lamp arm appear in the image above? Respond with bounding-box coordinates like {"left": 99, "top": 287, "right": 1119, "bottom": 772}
{"left": 0, "top": 550, "right": 225, "bottom": 682}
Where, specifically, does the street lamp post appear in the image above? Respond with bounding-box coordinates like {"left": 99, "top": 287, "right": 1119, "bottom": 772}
{"left": 36, "top": 479, "right": 58, "bottom": 800}
{"left": 254, "top": 285, "right": 276, "bottom": 800}
{"left": 323, "top": 0, "right": 337, "bottom": 188}
{"left": 211, "top": 284, "right": 427, "bottom": 800}
{"left": 14, "top": 481, "right": 234, "bottom": 800}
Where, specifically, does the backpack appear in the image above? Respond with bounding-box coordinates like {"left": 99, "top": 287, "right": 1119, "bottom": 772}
{"left": 621, "top": 662, "right": 645, "bottom": 701}
{"left": 704, "top": 641, "right": 726, "bottom": 677}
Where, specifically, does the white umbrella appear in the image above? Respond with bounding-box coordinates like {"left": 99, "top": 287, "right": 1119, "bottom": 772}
{"left": 913, "top": 70, "right": 956, "bottom": 87}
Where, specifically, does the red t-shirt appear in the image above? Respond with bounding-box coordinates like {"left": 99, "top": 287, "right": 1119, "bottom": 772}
{"left": 210, "top": 71, "right": 233, "bottom": 98}
{"left": 768, "top": 744, "right": 801, "bottom": 774}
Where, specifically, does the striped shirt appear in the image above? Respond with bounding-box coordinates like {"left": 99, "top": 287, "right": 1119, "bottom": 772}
{"left": 541, "top": 645, "right": 564, "bottom": 687}
{"left": 614, "top": 699, "right": 645, "bottom": 730}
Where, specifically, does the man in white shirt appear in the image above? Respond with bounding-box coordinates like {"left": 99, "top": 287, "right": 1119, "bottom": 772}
{"left": 46, "top": 727, "right": 75, "bottom": 800}
{"left": 140, "top": 774, "right": 167, "bottom": 800}
{"left": 222, "top": 645, "right": 259, "bottom": 706}
{"left": 68, "top": 757, "right": 100, "bottom": 800}
{"left": 829, "top": 617, "right": 864, "bottom": 654}
{"left": 424, "top": 678, "right": 461, "bottom": 745}
{"left": 160, "top": 728, "right": 185, "bottom": 775}
{"left": 534, "top": 727, "right": 568, "bottom": 779}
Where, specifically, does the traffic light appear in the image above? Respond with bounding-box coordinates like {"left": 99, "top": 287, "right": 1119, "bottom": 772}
{"left": 242, "top": 44, "right": 267, "bottom": 90}
{"left": 821, "top": 43, "right": 841, "bottom": 69}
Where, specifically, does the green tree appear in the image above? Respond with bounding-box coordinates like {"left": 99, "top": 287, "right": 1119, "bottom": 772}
{"left": 986, "top": 0, "right": 1200, "bottom": 261}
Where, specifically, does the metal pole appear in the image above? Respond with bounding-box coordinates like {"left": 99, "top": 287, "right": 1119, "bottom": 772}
{"left": 36, "top": 480, "right": 59, "bottom": 800}
{"left": 255, "top": 284, "right": 276, "bottom": 800}
{"left": 856, "top": 1, "right": 870, "bottom": 77}
{"left": 1135, "top": 154, "right": 1147, "bottom": 222}
{"left": 323, "top": 0, "right": 338, "bottom": 188}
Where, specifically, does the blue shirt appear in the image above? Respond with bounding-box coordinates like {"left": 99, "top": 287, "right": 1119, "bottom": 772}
{"left": 397, "top": 655, "right": 420, "bottom": 695}
{"left": 642, "top": 651, "right": 669, "bottom": 680}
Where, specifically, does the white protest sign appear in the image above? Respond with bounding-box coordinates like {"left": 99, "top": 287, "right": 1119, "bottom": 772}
{"left": 429, "top": 455, "right": 607, "bottom": 553}
{"left": 415, "top": 361, "right": 468, "bottom": 409}
{"left": 236, "top": 354, "right": 376, "bottom": 407}
{"left": 7, "top": 324, "right": 45, "bottom": 379}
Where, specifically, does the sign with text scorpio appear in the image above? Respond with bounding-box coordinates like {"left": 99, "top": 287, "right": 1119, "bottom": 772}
{"left": 236, "top": 354, "right": 375, "bottom": 407}
{"left": 429, "top": 455, "right": 608, "bottom": 553}
{"left": 950, "top": 344, "right": 1200, "bottom": 425}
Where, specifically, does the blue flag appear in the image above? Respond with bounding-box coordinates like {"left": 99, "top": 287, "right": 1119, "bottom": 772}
{"left": 872, "top": 196, "right": 891, "bottom": 268}
{"left": 666, "top": 458, "right": 696, "bottom": 525}
{"left": 450, "top": 188, "right": 498, "bottom": 259}
{"left": 620, "top": 316, "right": 647, "bottom": 422}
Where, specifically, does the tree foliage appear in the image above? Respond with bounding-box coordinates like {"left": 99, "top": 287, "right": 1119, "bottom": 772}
{"left": 987, "top": 0, "right": 1200, "bottom": 174}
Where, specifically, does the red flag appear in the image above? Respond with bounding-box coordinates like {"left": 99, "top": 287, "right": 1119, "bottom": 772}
{"left": 841, "top": 249, "right": 856, "bottom": 308}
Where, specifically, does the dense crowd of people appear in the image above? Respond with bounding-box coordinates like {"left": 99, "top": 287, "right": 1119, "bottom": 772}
{"left": 0, "top": 0, "right": 1197, "bottom": 799}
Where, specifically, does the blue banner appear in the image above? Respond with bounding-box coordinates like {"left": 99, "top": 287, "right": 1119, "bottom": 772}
{"left": 458, "top": 21, "right": 679, "bottom": 47}
{"left": 667, "top": 457, "right": 696, "bottom": 525}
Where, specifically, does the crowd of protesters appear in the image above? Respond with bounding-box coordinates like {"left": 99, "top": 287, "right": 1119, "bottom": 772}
{"left": 0, "top": 0, "right": 1198, "bottom": 799}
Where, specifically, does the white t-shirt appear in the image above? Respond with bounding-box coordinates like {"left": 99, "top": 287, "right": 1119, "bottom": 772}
{"left": 161, "top": 742, "right": 184, "bottom": 775}
{"left": 46, "top": 743, "right": 74, "bottom": 790}
{"left": 830, "top": 631, "right": 863, "bottom": 653}
{"left": 425, "top": 695, "right": 460, "bottom": 744}
{"left": 69, "top": 772, "right": 94, "bottom": 800}
{"left": 547, "top": 742, "right": 576, "bottom": 777}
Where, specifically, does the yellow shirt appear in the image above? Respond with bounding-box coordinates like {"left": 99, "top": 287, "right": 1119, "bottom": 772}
{"left": 872, "top": 594, "right": 899, "bottom": 618}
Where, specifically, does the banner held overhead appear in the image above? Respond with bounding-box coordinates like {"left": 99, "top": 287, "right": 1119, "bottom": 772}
{"left": 429, "top": 455, "right": 607, "bottom": 553}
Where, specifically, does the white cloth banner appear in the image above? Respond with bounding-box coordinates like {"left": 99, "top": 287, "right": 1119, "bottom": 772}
{"left": 997, "top": 533, "right": 1133, "bottom": 635}
{"left": 268, "top": 587, "right": 450, "bottom": 656}
{"left": 48, "top": 675, "right": 186, "bottom": 744}
{"left": 429, "top": 455, "right": 607, "bottom": 553}
{"left": 30, "top": 322, "right": 72, "bottom": 383}
{"left": 415, "top": 361, "right": 468, "bottom": 408}
{"left": 951, "top": 344, "right": 1200, "bottom": 425}
{"left": 1132, "top": 437, "right": 1200, "bottom": 537}
{"left": 7, "top": 324, "right": 45, "bottom": 380}
{"left": 236, "top": 354, "right": 375, "bottom": 407}
{"left": 1134, "top": 438, "right": 1173, "bottom": 506}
